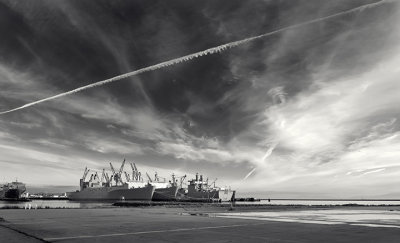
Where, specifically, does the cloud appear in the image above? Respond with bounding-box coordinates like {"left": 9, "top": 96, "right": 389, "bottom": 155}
{"left": 0, "top": 1, "right": 399, "bottom": 198}
{"left": 0, "top": 0, "right": 391, "bottom": 115}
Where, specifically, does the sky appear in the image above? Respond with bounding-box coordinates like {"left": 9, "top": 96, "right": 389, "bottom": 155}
{"left": 0, "top": 0, "right": 399, "bottom": 198}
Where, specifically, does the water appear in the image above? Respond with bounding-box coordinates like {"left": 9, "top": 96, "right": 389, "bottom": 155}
{"left": 0, "top": 199, "right": 113, "bottom": 209}
{"left": 234, "top": 199, "right": 400, "bottom": 206}
{"left": 216, "top": 209, "right": 400, "bottom": 228}
{"left": 1, "top": 199, "right": 400, "bottom": 209}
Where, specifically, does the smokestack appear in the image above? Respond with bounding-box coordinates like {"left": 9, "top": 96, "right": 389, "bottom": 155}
{"left": 196, "top": 173, "right": 198, "bottom": 181}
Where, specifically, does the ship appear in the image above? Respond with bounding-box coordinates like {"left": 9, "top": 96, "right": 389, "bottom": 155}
{"left": 0, "top": 180, "right": 27, "bottom": 200}
{"left": 145, "top": 172, "right": 186, "bottom": 201}
{"left": 182, "top": 173, "right": 235, "bottom": 202}
{"left": 67, "top": 160, "right": 155, "bottom": 201}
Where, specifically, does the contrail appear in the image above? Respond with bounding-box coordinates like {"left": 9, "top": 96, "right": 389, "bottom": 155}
{"left": 243, "top": 143, "right": 277, "bottom": 180}
{"left": 243, "top": 167, "right": 256, "bottom": 180}
{"left": 261, "top": 143, "right": 277, "bottom": 162}
{"left": 0, "top": 0, "right": 391, "bottom": 115}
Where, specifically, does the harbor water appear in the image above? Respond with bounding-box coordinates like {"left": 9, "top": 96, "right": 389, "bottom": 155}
{"left": 0, "top": 199, "right": 113, "bottom": 209}
{"left": 234, "top": 199, "right": 400, "bottom": 206}
{"left": 1, "top": 199, "right": 400, "bottom": 209}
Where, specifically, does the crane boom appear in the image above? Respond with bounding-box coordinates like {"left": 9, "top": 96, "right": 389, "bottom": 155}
{"left": 130, "top": 162, "right": 135, "bottom": 172}
{"left": 94, "top": 172, "right": 100, "bottom": 183}
{"left": 124, "top": 171, "right": 130, "bottom": 182}
{"left": 180, "top": 175, "right": 187, "bottom": 188}
{"left": 210, "top": 178, "right": 218, "bottom": 188}
{"left": 100, "top": 169, "right": 105, "bottom": 183}
{"left": 131, "top": 162, "right": 139, "bottom": 181}
{"left": 133, "top": 163, "right": 137, "bottom": 171}
{"left": 146, "top": 172, "right": 152, "bottom": 182}
{"left": 118, "top": 159, "right": 126, "bottom": 175}
{"left": 110, "top": 163, "right": 116, "bottom": 174}
{"left": 82, "top": 167, "right": 90, "bottom": 181}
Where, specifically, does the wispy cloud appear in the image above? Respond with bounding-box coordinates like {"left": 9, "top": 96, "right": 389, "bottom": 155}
{"left": 0, "top": 0, "right": 399, "bottom": 197}
{"left": 0, "top": 0, "right": 390, "bottom": 115}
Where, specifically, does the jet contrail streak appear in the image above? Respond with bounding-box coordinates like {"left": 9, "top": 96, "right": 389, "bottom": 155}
{"left": 0, "top": 0, "right": 390, "bottom": 115}
{"left": 243, "top": 167, "right": 256, "bottom": 180}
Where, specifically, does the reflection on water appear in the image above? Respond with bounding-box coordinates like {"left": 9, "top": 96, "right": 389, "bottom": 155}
{"left": 0, "top": 200, "right": 114, "bottom": 209}
{"left": 234, "top": 200, "right": 400, "bottom": 206}
{"left": 1, "top": 199, "right": 400, "bottom": 209}
{"left": 216, "top": 210, "right": 400, "bottom": 228}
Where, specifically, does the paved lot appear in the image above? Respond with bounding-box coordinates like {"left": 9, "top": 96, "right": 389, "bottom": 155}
{"left": 1, "top": 207, "right": 399, "bottom": 242}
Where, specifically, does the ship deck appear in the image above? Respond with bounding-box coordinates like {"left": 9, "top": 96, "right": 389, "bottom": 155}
{"left": 1, "top": 206, "right": 400, "bottom": 242}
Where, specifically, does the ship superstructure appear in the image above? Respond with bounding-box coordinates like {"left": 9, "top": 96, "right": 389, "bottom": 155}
{"left": 185, "top": 173, "right": 234, "bottom": 202}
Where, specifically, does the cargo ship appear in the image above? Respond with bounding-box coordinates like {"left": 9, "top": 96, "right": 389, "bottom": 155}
{"left": 183, "top": 173, "right": 234, "bottom": 202}
{"left": 0, "top": 180, "right": 27, "bottom": 200}
{"left": 67, "top": 160, "right": 155, "bottom": 201}
{"left": 145, "top": 172, "right": 185, "bottom": 201}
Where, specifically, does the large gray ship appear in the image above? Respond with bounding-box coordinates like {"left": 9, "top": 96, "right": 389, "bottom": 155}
{"left": 145, "top": 172, "right": 186, "bottom": 201}
{"left": 183, "top": 173, "right": 234, "bottom": 202}
{"left": 67, "top": 160, "right": 155, "bottom": 201}
{"left": 0, "top": 181, "right": 27, "bottom": 200}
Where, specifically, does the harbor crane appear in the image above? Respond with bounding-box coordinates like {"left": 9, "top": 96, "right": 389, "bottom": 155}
{"left": 93, "top": 172, "right": 100, "bottom": 182}
{"left": 131, "top": 162, "right": 137, "bottom": 173}
{"left": 80, "top": 167, "right": 90, "bottom": 190}
{"left": 110, "top": 159, "right": 125, "bottom": 185}
{"left": 100, "top": 169, "right": 105, "bottom": 183}
{"left": 110, "top": 159, "right": 126, "bottom": 185}
{"left": 154, "top": 172, "right": 159, "bottom": 182}
{"left": 82, "top": 167, "right": 90, "bottom": 181}
{"left": 179, "top": 175, "right": 186, "bottom": 188}
{"left": 146, "top": 172, "right": 152, "bottom": 182}
{"left": 118, "top": 159, "right": 126, "bottom": 179}
{"left": 110, "top": 163, "right": 116, "bottom": 184}
{"left": 131, "top": 162, "right": 141, "bottom": 181}
{"left": 100, "top": 169, "right": 111, "bottom": 186}
{"left": 105, "top": 172, "right": 110, "bottom": 185}
{"left": 210, "top": 178, "right": 218, "bottom": 188}
{"left": 124, "top": 171, "right": 130, "bottom": 182}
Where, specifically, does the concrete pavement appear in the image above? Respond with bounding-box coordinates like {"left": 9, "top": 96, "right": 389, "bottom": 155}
{"left": 1, "top": 207, "right": 399, "bottom": 242}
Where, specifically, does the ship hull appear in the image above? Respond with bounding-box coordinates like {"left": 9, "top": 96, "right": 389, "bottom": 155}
{"left": 186, "top": 189, "right": 234, "bottom": 202}
{"left": 68, "top": 185, "right": 155, "bottom": 201}
{"left": 0, "top": 182, "right": 26, "bottom": 200}
{"left": 152, "top": 186, "right": 178, "bottom": 201}
{"left": 4, "top": 189, "right": 23, "bottom": 199}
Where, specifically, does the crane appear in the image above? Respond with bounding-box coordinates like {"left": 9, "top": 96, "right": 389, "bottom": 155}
{"left": 100, "top": 169, "right": 111, "bottom": 186}
{"left": 105, "top": 173, "right": 110, "bottom": 184}
{"left": 100, "top": 169, "right": 105, "bottom": 183}
{"left": 82, "top": 167, "right": 90, "bottom": 181}
{"left": 124, "top": 171, "right": 130, "bottom": 182}
{"left": 179, "top": 175, "right": 187, "bottom": 188}
{"left": 94, "top": 172, "right": 100, "bottom": 182}
{"left": 110, "top": 163, "right": 116, "bottom": 175}
{"left": 146, "top": 172, "right": 152, "bottom": 182}
{"left": 131, "top": 162, "right": 137, "bottom": 172}
{"left": 131, "top": 162, "right": 139, "bottom": 181}
{"left": 110, "top": 162, "right": 120, "bottom": 185}
{"left": 210, "top": 178, "right": 218, "bottom": 188}
{"left": 110, "top": 159, "right": 126, "bottom": 185}
{"left": 118, "top": 159, "right": 126, "bottom": 177}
